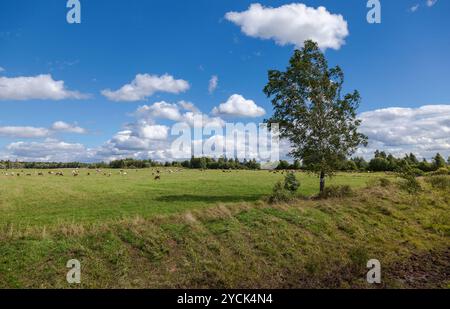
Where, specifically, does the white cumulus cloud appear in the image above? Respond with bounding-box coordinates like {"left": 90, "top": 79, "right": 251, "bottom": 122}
{"left": 51, "top": 121, "right": 87, "bottom": 134}
{"left": 101, "top": 74, "right": 190, "bottom": 102}
{"left": 357, "top": 105, "right": 450, "bottom": 159}
{"left": 212, "top": 94, "right": 265, "bottom": 118}
{"left": 6, "top": 139, "right": 89, "bottom": 162}
{"left": 137, "top": 124, "right": 169, "bottom": 140}
{"left": 0, "top": 74, "right": 88, "bottom": 101}
{"left": 225, "top": 3, "right": 349, "bottom": 50}
{"left": 0, "top": 122, "right": 87, "bottom": 138}
{"left": 135, "top": 101, "right": 182, "bottom": 121}
{"left": 0, "top": 126, "right": 50, "bottom": 138}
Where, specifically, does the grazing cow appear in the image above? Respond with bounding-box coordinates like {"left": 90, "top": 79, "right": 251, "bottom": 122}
{"left": 87, "top": 172, "right": 90, "bottom": 176}
{"left": 154, "top": 175, "right": 161, "bottom": 181}
{"left": 38, "top": 172, "right": 43, "bottom": 176}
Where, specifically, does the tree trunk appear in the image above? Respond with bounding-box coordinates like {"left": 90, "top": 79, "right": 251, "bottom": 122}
{"left": 319, "top": 171, "right": 325, "bottom": 194}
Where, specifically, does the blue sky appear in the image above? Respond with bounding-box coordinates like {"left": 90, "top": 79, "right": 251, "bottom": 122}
{"left": 0, "top": 0, "right": 449, "bottom": 162}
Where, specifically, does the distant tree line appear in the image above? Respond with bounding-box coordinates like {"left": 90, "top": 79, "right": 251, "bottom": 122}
{"left": 0, "top": 156, "right": 261, "bottom": 170}
{"left": 275, "top": 151, "right": 449, "bottom": 173}
{"left": 109, "top": 156, "right": 261, "bottom": 170}
{"left": 1, "top": 152, "right": 447, "bottom": 172}
{"left": 0, "top": 161, "right": 91, "bottom": 169}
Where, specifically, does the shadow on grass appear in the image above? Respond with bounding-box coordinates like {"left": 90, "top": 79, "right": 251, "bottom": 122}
{"left": 155, "top": 194, "right": 263, "bottom": 204}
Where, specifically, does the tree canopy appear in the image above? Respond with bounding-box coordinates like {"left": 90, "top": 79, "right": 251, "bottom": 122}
{"left": 264, "top": 40, "right": 367, "bottom": 192}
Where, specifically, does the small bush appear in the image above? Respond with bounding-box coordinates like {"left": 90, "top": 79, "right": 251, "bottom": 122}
{"left": 397, "top": 165, "right": 422, "bottom": 194}
{"left": 411, "top": 168, "right": 425, "bottom": 177}
{"left": 268, "top": 181, "right": 293, "bottom": 203}
{"left": 268, "top": 173, "right": 301, "bottom": 203}
{"left": 426, "top": 175, "right": 450, "bottom": 190}
{"left": 284, "top": 172, "right": 300, "bottom": 193}
{"left": 432, "top": 167, "right": 449, "bottom": 176}
{"left": 320, "top": 185, "right": 353, "bottom": 199}
{"left": 400, "top": 175, "right": 421, "bottom": 194}
{"left": 379, "top": 178, "right": 391, "bottom": 188}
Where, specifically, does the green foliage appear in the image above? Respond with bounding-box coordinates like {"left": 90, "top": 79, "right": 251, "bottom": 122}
{"left": 275, "top": 160, "right": 302, "bottom": 170}
{"left": 284, "top": 172, "right": 300, "bottom": 193}
{"left": 431, "top": 167, "right": 449, "bottom": 176}
{"left": 369, "top": 157, "right": 388, "bottom": 172}
{"left": 351, "top": 157, "right": 369, "bottom": 171}
{"left": 276, "top": 160, "right": 290, "bottom": 170}
{"left": 339, "top": 160, "right": 358, "bottom": 171}
{"left": 426, "top": 176, "right": 450, "bottom": 190}
{"left": 186, "top": 156, "right": 260, "bottom": 170}
{"left": 400, "top": 176, "right": 421, "bottom": 194}
{"left": 264, "top": 40, "right": 367, "bottom": 193}
{"left": 432, "top": 153, "right": 446, "bottom": 170}
{"left": 268, "top": 181, "right": 293, "bottom": 204}
{"left": 417, "top": 159, "right": 434, "bottom": 172}
{"left": 269, "top": 172, "right": 301, "bottom": 203}
{"left": 319, "top": 185, "right": 353, "bottom": 199}
{"left": 369, "top": 151, "right": 405, "bottom": 172}
{"left": 398, "top": 166, "right": 422, "bottom": 194}
{"left": 411, "top": 168, "right": 425, "bottom": 177}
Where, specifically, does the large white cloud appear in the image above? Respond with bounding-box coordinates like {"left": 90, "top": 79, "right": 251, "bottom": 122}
{"left": 225, "top": 3, "right": 349, "bottom": 50}
{"left": 101, "top": 74, "right": 190, "bottom": 102}
{"left": 135, "top": 100, "right": 225, "bottom": 127}
{"left": 97, "top": 101, "right": 226, "bottom": 160}
{"left": 135, "top": 101, "right": 182, "bottom": 121}
{"left": 137, "top": 124, "right": 169, "bottom": 140}
{"left": 357, "top": 105, "right": 450, "bottom": 159}
{"left": 6, "top": 139, "right": 89, "bottom": 162}
{"left": 0, "top": 74, "right": 87, "bottom": 100}
{"left": 212, "top": 94, "right": 265, "bottom": 118}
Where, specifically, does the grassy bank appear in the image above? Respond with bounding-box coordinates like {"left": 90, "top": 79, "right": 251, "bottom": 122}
{"left": 0, "top": 176, "right": 448, "bottom": 288}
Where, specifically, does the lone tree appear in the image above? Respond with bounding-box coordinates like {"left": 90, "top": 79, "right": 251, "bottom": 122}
{"left": 264, "top": 40, "right": 367, "bottom": 194}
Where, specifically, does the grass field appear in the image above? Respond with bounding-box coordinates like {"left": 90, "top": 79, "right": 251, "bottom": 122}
{"left": 0, "top": 169, "right": 381, "bottom": 226}
{"left": 0, "top": 169, "right": 448, "bottom": 288}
